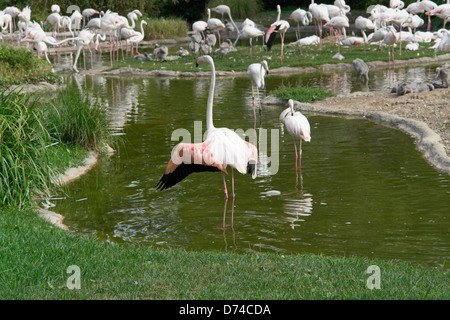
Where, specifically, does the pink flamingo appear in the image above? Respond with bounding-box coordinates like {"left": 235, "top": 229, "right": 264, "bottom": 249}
{"left": 156, "top": 55, "right": 258, "bottom": 229}
{"left": 266, "top": 5, "right": 290, "bottom": 62}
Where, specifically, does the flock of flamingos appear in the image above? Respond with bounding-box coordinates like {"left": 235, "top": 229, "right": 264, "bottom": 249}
{"left": 1, "top": 1, "right": 449, "bottom": 228}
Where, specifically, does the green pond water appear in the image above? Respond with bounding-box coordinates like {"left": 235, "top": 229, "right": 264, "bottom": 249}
{"left": 49, "top": 69, "right": 449, "bottom": 270}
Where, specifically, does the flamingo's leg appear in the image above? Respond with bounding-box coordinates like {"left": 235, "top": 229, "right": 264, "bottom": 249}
{"left": 230, "top": 169, "right": 235, "bottom": 228}
{"left": 222, "top": 172, "right": 228, "bottom": 229}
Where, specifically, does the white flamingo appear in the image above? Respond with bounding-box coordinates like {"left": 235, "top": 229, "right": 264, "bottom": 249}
{"left": 207, "top": 8, "right": 225, "bottom": 44}
{"left": 247, "top": 60, "right": 269, "bottom": 120}
{"left": 289, "top": 8, "right": 313, "bottom": 40}
{"left": 355, "top": 16, "right": 376, "bottom": 53}
{"left": 157, "top": 55, "right": 258, "bottom": 229}
{"left": 280, "top": 99, "right": 311, "bottom": 185}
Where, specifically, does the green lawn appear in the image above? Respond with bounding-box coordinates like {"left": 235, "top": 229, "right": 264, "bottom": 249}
{"left": 1, "top": 208, "right": 448, "bottom": 299}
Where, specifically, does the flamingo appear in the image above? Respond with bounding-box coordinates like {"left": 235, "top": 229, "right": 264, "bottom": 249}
{"left": 390, "top": 0, "right": 405, "bottom": 9}
{"left": 82, "top": 8, "right": 99, "bottom": 27}
{"left": 385, "top": 9, "right": 411, "bottom": 56}
{"left": 4, "top": 6, "right": 20, "bottom": 32}
{"left": 434, "top": 29, "right": 450, "bottom": 56}
{"left": 59, "top": 16, "right": 74, "bottom": 41}
{"left": 355, "top": 16, "right": 376, "bottom": 53}
{"left": 211, "top": 5, "right": 240, "bottom": 45}
{"left": 207, "top": 8, "right": 225, "bottom": 44}
{"left": 418, "top": 0, "right": 437, "bottom": 31}
{"left": 126, "top": 20, "right": 147, "bottom": 55}
{"left": 289, "top": 8, "right": 313, "bottom": 40}
{"left": 266, "top": 4, "right": 290, "bottom": 62}
{"left": 309, "top": 0, "right": 330, "bottom": 51}
{"left": 427, "top": 0, "right": 450, "bottom": 29}
{"left": 406, "top": 0, "right": 424, "bottom": 15}
{"left": 324, "top": 15, "right": 349, "bottom": 58}
{"left": 156, "top": 55, "right": 258, "bottom": 229}
{"left": 239, "top": 23, "right": 265, "bottom": 56}
{"left": 70, "top": 10, "right": 83, "bottom": 35}
{"left": 247, "top": 60, "right": 269, "bottom": 120}
{"left": 280, "top": 99, "right": 311, "bottom": 185}
{"left": 384, "top": 25, "right": 398, "bottom": 70}
{"left": 51, "top": 4, "right": 60, "bottom": 13}
{"left": 45, "top": 12, "right": 61, "bottom": 38}
{"left": 368, "top": 26, "right": 388, "bottom": 50}
{"left": 192, "top": 20, "right": 208, "bottom": 40}
{"left": 72, "top": 29, "right": 98, "bottom": 72}
{"left": 334, "top": 0, "right": 351, "bottom": 14}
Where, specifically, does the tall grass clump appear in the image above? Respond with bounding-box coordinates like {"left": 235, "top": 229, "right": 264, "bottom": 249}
{"left": 0, "top": 45, "right": 60, "bottom": 86}
{"left": 0, "top": 89, "right": 55, "bottom": 208}
{"left": 208, "top": 0, "right": 262, "bottom": 19}
{"left": 46, "top": 88, "right": 112, "bottom": 152}
{"left": 143, "top": 17, "right": 189, "bottom": 40}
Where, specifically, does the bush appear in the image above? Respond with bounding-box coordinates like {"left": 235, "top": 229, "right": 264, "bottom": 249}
{"left": 207, "top": 0, "right": 263, "bottom": 19}
{"left": 0, "top": 45, "right": 61, "bottom": 85}
{"left": 45, "top": 88, "right": 112, "bottom": 152}
{"left": 142, "top": 16, "right": 189, "bottom": 40}
{"left": 0, "top": 89, "right": 55, "bottom": 208}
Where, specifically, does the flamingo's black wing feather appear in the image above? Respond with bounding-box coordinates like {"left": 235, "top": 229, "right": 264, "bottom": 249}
{"left": 156, "top": 163, "right": 220, "bottom": 190}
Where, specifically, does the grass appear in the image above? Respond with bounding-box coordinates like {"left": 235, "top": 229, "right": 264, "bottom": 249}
{"left": 270, "top": 85, "right": 334, "bottom": 103}
{"left": 0, "top": 45, "right": 61, "bottom": 86}
{"left": 106, "top": 38, "right": 447, "bottom": 73}
{"left": 0, "top": 87, "right": 111, "bottom": 209}
{"left": 0, "top": 207, "right": 448, "bottom": 299}
{"left": 0, "top": 88, "right": 55, "bottom": 208}
{"left": 45, "top": 88, "right": 113, "bottom": 152}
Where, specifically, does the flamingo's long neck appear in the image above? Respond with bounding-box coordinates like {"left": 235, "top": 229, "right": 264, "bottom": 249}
{"left": 140, "top": 20, "right": 145, "bottom": 37}
{"left": 206, "top": 57, "right": 216, "bottom": 131}
{"left": 276, "top": 5, "right": 281, "bottom": 22}
{"left": 259, "top": 63, "right": 265, "bottom": 88}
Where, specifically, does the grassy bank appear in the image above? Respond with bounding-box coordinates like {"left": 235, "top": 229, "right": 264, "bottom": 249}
{"left": 1, "top": 208, "right": 449, "bottom": 299}
{"left": 0, "top": 45, "right": 61, "bottom": 86}
{"left": 107, "top": 40, "right": 447, "bottom": 73}
{"left": 0, "top": 87, "right": 111, "bottom": 208}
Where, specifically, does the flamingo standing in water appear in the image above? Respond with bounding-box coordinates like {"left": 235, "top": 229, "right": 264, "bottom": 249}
{"left": 247, "top": 60, "right": 269, "bottom": 120}
{"left": 266, "top": 4, "right": 290, "bottom": 62}
{"left": 280, "top": 99, "right": 311, "bottom": 185}
{"left": 156, "top": 55, "right": 258, "bottom": 229}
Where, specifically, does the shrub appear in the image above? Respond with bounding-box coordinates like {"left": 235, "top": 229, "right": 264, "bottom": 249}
{"left": 0, "top": 88, "right": 55, "bottom": 208}
{"left": 207, "top": 0, "right": 263, "bottom": 19}
{"left": 45, "top": 87, "right": 112, "bottom": 152}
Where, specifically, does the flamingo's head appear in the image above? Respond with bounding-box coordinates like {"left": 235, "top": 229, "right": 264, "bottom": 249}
{"left": 196, "top": 55, "right": 213, "bottom": 67}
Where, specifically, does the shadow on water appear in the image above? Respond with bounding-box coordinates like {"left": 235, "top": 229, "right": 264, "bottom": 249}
{"left": 47, "top": 52, "right": 450, "bottom": 270}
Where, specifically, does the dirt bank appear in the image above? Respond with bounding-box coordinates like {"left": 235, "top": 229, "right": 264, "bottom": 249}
{"left": 265, "top": 87, "right": 450, "bottom": 174}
